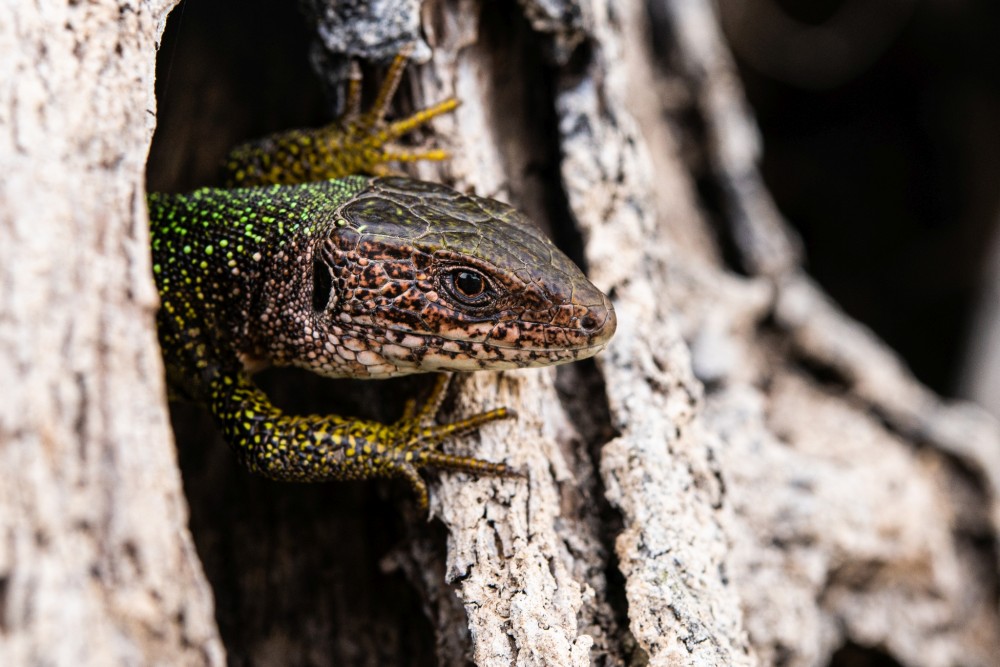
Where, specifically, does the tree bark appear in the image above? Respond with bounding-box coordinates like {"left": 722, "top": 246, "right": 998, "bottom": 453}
{"left": 4, "top": 0, "right": 999, "bottom": 666}
{"left": 0, "top": 1, "right": 223, "bottom": 665}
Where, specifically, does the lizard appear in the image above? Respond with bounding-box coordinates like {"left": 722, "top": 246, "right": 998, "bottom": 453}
{"left": 147, "top": 50, "right": 617, "bottom": 509}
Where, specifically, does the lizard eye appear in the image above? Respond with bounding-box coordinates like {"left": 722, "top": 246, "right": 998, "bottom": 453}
{"left": 441, "top": 268, "right": 493, "bottom": 307}
{"left": 454, "top": 270, "right": 484, "bottom": 297}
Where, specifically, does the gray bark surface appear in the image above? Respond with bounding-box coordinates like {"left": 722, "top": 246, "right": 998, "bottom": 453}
{"left": 4, "top": 0, "right": 999, "bottom": 665}
{"left": 0, "top": 1, "right": 223, "bottom": 665}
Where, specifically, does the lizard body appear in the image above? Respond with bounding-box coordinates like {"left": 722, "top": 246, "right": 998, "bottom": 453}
{"left": 148, "top": 52, "right": 616, "bottom": 507}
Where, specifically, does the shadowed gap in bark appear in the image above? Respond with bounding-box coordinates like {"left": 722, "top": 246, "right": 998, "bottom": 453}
{"left": 827, "top": 642, "right": 905, "bottom": 667}
{"left": 644, "top": 0, "right": 752, "bottom": 276}
{"left": 149, "top": 0, "right": 447, "bottom": 662}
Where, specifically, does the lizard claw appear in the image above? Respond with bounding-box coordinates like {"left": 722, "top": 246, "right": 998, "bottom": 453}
{"left": 223, "top": 46, "right": 457, "bottom": 187}
{"left": 390, "top": 373, "right": 517, "bottom": 507}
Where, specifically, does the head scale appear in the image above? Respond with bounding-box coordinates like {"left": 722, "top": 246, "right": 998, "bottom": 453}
{"left": 272, "top": 176, "right": 615, "bottom": 379}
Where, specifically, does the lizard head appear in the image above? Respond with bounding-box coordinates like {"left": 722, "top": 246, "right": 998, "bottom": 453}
{"left": 300, "top": 176, "right": 616, "bottom": 379}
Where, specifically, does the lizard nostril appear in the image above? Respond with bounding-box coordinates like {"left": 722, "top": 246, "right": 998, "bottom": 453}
{"left": 580, "top": 297, "right": 617, "bottom": 342}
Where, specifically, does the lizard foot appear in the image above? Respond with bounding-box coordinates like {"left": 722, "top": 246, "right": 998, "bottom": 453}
{"left": 389, "top": 373, "right": 518, "bottom": 510}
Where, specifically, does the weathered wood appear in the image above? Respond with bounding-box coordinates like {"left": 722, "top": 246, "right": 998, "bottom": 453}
{"left": 0, "top": 1, "right": 223, "bottom": 665}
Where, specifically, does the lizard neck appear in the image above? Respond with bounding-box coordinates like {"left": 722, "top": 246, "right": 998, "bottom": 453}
{"left": 147, "top": 178, "right": 370, "bottom": 382}
{"left": 148, "top": 188, "right": 283, "bottom": 384}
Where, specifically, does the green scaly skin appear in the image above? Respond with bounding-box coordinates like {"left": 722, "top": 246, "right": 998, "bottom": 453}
{"left": 148, "top": 52, "right": 616, "bottom": 509}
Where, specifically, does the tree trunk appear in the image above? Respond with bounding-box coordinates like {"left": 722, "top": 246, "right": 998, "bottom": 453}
{"left": 0, "top": 1, "right": 223, "bottom": 665}
{"left": 5, "top": 0, "right": 1000, "bottom": 666}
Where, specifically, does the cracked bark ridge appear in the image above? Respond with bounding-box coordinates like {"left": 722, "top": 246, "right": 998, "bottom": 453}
{"left": 304, "top": 0, "right": 430, "bottom": 61}
{"left": 231, "top": 0, "right": 1000, "bottom": 663}
{"left": 649, "top": 0, "right": 803, "bottom": 277}
{"left": 561, "top": 0, "right": 1000, "bottom": 664}
{"left": 455, "top": 0, "right": 997, "bottom": 664}
{"left": 0, "top": 1, "right": 223, "bottom": 665}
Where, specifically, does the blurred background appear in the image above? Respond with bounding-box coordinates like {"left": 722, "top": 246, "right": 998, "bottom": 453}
{"left": 718, "top": 0, "right": 1000, "bottom": 416}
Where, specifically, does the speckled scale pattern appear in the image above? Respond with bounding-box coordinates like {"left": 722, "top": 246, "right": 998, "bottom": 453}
{"left": 148, "top": 53, "right": 616, "bottom": 508}
{"left": 148, "top": 177, "right": 366, "bottom": 392}
{"left": 150, "top": 177, "right": 529, "bottom": 503}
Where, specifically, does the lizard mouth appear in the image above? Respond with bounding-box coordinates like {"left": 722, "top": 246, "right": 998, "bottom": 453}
{"left": 366, "top": 294, "right": 617, "bottom": 371}
{"left": 382, "top": 303, "right": 616, "bottom": 354}
{"left": 371, "top": 317, "right": 614, "bottom": 374}
{"left": 385, "top": 327, "right": 614, "bottom": 355}
{"left": 288, "top": 302, "right": 616, "bottom": 380}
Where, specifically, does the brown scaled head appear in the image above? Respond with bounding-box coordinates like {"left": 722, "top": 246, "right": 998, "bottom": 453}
{"left": 306, "top": 176, "right": 616, "bottom": 379}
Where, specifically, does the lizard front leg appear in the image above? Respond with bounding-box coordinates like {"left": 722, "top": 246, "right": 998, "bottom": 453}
{"left": 223, "top": 48, "right": 456, "bottom": 187}
{"left": 209, "top": 371, "right": 517, "bottom": 509}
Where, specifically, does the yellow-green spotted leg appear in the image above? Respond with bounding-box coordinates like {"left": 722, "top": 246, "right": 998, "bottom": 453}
{"left": 209, "top": 371, "right": 515, "bottom": 509}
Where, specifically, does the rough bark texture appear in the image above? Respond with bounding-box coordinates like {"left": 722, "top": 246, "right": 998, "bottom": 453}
{"left": 5, "top": 0, "right": 999, "bottom": 666}
{"left": 0, "top": 1, "right": 223, "bottom": 665}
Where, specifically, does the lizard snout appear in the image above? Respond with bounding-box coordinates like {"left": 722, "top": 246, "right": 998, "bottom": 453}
{"left": 579, "top": 294, "right": 616, "bottom": 346}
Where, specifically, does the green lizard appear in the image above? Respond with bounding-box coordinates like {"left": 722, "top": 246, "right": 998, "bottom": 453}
{"left": 147, "top": 51, "right": 616, "bottom": 509}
